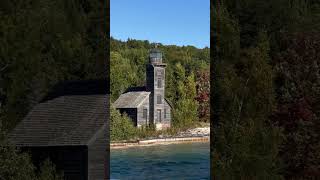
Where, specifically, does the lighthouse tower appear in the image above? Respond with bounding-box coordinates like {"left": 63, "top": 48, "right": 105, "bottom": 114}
{"left": 146, "top": 47, "right": 167, "bottom": 129}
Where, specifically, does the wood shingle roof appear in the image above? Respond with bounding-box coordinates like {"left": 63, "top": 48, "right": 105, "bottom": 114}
{"left": 113, "top": 91, "right": 150, "bottom": 109}
{"left": 8, "top": 80, "right": 109, "bottom": 147}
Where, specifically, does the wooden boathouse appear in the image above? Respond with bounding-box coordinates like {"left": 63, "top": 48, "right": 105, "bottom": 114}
{"left": 8, "top": 80, "right": 109, "bottom": 180}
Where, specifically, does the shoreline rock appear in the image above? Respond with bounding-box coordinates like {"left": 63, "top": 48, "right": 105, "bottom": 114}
{"left": 110, "top": 126, "right": 211, "bottom": 149}
{"left": 110, "top": 136, "right": 210, "bottom": 149}
{"left": 178, "top": 127, "right": 210, "bottom": 137}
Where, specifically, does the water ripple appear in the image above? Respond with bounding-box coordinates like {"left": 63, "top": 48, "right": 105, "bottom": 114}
{"left": 111, "top": 142, "right": 210, "bottom": 180}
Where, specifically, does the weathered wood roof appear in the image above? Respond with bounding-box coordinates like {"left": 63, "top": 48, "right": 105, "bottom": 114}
{"left": 8, "top": 80, "right": 109, "bottom": 147}
{"left": 113, "top": 91, "right": 150, "bottom": 109}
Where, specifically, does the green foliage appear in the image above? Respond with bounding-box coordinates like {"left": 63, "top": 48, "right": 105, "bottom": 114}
{"left": 272, "top": 32, "right": 320, "bottom": 178}
{"left": 110, "top": 52, "right": 139, "bottom": 102}
{"left": 195, "top": 70, "right": 210, "bottom": 121}
{"left": 0, "top": 139, "right": 63, "bottom": 180}
{"left": 110, "top": 105, "right": 137, "bottom": 141}
{"left": 173, "top": 71, "right": 199, "bottom": 128}
{"left": 0, "top": 143, "right": 36, "bottom": 180}
{"left": 212, "top": 4, "right": 283, "bottom": 178}
{"left": 173, "top": 99, "right": 198, "bottom": 129}
{"left": 213, "top": 0, "right": 320, "bottom": 178}
{"left": 110, "top": 38, "right": 210, "bottom": 130}
{"left": 135, "top": 126, "right": 155, "bottom": 139}
{"left": 0, "top": 1, "right": 103, "bottom": 178}
{"left": 37, "top": 159, "right": 63, "bottom": 180}
{"left": 0, "top": 0, "right": 105, "bottom": 131}
{"left": 132, "top": 124, "right": 180, "bottom": 139}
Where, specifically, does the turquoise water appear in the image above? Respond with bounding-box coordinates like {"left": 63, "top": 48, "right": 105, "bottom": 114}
{"left": 110, "top": 142, "right": 210, "bottom": 180}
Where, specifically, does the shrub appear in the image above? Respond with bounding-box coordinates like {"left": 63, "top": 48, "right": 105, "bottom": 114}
{"left": 37, "top": 158, "right": 63, "bottom": 180}
{"left": 110, "top": 105, "right": 137, "bottom": 141}
{"left": 0, "top": 139, "right": 63, "bottom": 180}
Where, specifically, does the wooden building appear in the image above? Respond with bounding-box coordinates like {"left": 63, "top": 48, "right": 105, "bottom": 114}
{"left": 114, "top": 49, "right": 172, "bottom": 130}
{"left": 8, "top": 80, "right": 109, "bottom": 180}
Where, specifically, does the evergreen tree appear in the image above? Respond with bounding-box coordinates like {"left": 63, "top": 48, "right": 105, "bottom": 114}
{"left": 109, "top": 39, "right": 210, "bottom": 129}
{"left": 110, "top": 52, "right": 138, "bottom": 102}
{"left": 212, "top": 4, "right": 283, "bottom": 177}
{"left": 172, "top": 65, "right": 199, "bottom": 128}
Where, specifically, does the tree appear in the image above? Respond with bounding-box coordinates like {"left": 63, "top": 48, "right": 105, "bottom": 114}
{"left": 37, "top": 158, "right": 63, "bottom": 180}
{"left": 110, "top": 105, "right": 137, "bottom": 141}
{"left": 212, "top": 0, "right": 320, "bottom": 178}
{"left": 272, "top": 32, "right": 320, "bottom": 178}
{"left": 212, "top": 23, "right": 283, "bottom": 179}
{"left": 172, "top": 68, "right": 199, "bottom": 128}
{"left": 195, "top": 69, "right": 210, "bottom": 121}
{"left": 0, "top": 139, "right": 63, "bottom": 180}
{"left": 109, "top": 38, "right": 210, "bottom": 126}
{"left": 0, "top": 0, "right": 105, "bottom": 131}
{"left": 110, "top": 52, "right": 138, "bottom": 102}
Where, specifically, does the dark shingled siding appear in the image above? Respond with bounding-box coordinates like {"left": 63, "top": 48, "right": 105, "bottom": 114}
{"left": 137, "top": 97, "right": 150, "bottom": 126}
{"left": 146, "top": 64, "right": 155, "bottom": 124}
{"left": 9, "top": 91, "right": 109, "bottom": 179}
{"left": 153, "top": 66, "right": 166, "bottom": 124}
{"left": 88, "top": 124, "right": 108, "bottom": 180}
{"left": 164, "top": 100, "right": 171, "bottom": 122}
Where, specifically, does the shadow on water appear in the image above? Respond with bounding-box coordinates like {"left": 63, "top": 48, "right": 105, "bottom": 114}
{"left": 111, "top": 142, "right": 210, "bottom": 180}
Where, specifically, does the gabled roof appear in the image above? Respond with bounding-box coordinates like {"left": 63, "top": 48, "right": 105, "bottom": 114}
{"left": 8, "top": 80, "right": 109, "bottom": 147}
{"left": 113, "top": 91, "right": 150, "bottom": 109}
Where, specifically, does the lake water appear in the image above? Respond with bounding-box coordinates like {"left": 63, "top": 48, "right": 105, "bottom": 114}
{"left": 110, "top": 142, "right": 210, "bottom": 180}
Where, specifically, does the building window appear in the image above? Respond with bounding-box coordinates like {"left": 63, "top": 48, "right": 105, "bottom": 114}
{"left": 157, "top": 109, "right": 162, "bottom": 122}
{"left": 157, "top": 69, "right": 163, "bottom": 78}
{"left": 143, "top": 109, "right": 147, "bottom": 119}
{"left": 157, "top": 78, "right": 162, "bottom": 88}
{"left": 157, "top": 95, "right": 162, "bottom": 104}
{"left": 164, "top": 109, "right": 167, "bottom": 119}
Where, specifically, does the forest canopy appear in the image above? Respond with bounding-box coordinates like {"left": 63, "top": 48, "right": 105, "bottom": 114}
{"left": 0, "top": 0, "right": 107, "bottom": 132}
{"left": 110, "top": 37, "right": 210, "bottom": 126}
{"left": 212, "top": 0, "right": 320, "bottom": 179}
{"left": 0, "top": 0, "right": 106, "bottom": 178}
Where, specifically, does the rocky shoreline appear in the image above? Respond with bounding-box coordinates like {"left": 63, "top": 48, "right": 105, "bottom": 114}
{"left": 110, "top": 136, "right": 209, "bottom": 149}
{"left": 110, "top": 126, "right": 210, "bottom": 149}
{"left": 178, "top": 127, "right": 210, "bottom": 137}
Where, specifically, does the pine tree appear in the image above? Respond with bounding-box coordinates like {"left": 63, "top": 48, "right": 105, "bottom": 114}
{"left": 212, "top": 4, "right": 283, "bottom": 177}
